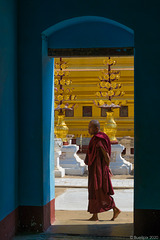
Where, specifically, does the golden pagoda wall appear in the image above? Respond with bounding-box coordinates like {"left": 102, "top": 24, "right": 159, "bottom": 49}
{"left": 54, "top": 56, "right": 134, "bottom": 139}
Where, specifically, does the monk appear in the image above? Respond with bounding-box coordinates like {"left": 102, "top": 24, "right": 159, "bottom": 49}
{"left": 84, "top": 120, "right": 121, "bottom": 221}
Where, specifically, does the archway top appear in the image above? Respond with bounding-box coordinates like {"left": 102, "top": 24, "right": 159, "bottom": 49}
{"left": 42, "top": 16, "right": 134, "bottom": 37}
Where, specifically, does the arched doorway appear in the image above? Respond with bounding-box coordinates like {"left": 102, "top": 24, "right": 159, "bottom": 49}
{"left": 41, "top": 16, "right": 134, "bottom": 236}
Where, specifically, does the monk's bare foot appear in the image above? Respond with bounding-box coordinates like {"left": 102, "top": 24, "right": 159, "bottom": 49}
{"left": 111, "top": 207, "right": 121, "bottom": 221}
{"left": 88, "top": 216, "right": 99, "bottom": 221}
{"left": 88, "top": 214, "right": 99, "bottom": 221}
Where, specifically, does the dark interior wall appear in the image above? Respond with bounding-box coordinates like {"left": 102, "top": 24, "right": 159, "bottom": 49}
{"left": 0, "top": 0, "right": 18, "bottom": 221}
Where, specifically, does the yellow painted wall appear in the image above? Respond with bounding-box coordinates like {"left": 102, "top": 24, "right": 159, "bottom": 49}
{"left": 54, "top": 56, "right": 134, "bottom": 138}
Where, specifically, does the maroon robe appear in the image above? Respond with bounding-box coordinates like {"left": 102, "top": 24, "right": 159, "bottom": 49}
{"left": 85, "top": 131, "right": 115, "bottom": 213}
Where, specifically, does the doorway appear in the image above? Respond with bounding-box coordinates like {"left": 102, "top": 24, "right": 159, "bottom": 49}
{"left": 42, "top": 16, "right": 134, "bottom": 237}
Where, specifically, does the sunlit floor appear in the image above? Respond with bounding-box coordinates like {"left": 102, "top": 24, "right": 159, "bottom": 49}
{"left": 55, "top": 188, "right": 133, "bottom": 212}
{"left": 13, "top": 176, "right": 134, "bottom": 240}
{"left": 49, "top": 187, "right": 133, "bottom": 238}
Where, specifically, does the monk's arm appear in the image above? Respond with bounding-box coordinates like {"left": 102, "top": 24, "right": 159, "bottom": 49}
{"left": 84, "top": 154, "right": 88, "bottom": 165}
{"left": 100, "top": 147, "right": 110, "bottom": 167}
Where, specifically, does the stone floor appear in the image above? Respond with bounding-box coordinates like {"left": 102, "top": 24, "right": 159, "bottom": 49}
{"left": 13, "top": 175, "right": 134, "bottom": 240}
{"left": 55, "top": 188, "right": 133, "bottom": 212}
{"left": 55, "top": 177, "right": 134, "bottom": 189}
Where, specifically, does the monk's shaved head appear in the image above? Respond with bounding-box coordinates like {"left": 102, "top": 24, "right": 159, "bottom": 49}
{"left": 88, "top": 120, "right": 100, "bottom": 135}
{"left": 89, "top": 120, "right": 100, "bottom": 129}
